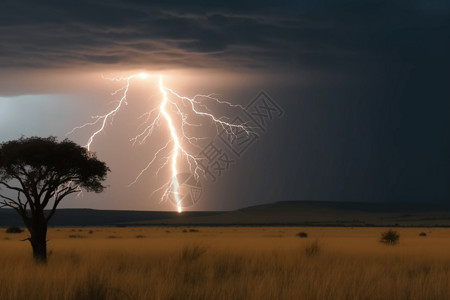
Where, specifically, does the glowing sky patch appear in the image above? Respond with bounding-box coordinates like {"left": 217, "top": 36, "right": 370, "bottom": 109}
{"left": 69, "top": 73, "right": 250, "bottom": 212}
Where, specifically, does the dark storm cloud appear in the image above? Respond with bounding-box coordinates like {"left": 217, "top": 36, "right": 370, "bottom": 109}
{"left": 0, "top": 0, "right": 303, "bottom": 70}
{"left": 1, "top": 0, "right": 450, "bottom": 208}
{"left": 1, "top": 0, "right": 447, "bottom": 72}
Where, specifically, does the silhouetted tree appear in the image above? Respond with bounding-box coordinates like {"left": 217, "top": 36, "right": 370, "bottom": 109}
{"left": 0, "top": 136, "right": 109, "bottom": 262}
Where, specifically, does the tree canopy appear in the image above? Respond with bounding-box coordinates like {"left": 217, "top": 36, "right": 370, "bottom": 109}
{"left": 0, "top": 136, "right": 109, "bottom": 216}
{"left": 0, "top": 136, "right": 110, "bottom": 261}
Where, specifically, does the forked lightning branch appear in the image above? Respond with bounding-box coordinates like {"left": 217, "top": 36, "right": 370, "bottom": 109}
{"left": 68, "top": 73, "right": 250, "bottom": 213}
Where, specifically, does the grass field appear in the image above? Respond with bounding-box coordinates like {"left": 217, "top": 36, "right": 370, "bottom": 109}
{"left": 1, "top": 227, "right": 450, "bottom": 300}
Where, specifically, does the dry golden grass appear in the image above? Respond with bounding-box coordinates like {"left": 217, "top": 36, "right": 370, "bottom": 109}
{"left": 1, "top": 227, "right": 450, "bottom": 300}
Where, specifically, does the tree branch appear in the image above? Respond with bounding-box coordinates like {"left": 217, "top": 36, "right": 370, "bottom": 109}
{"left": 38, "top": 172, "right": 56, "bottom": 200}
{"left": 0, "top": 193, "right": 21, "bottom": 207}
{"left": 9, "top": 175, "right": 36, "bottom": 213}
{"left": 0, "top": 181, "right": 24, "bottom": 194}
{"left": 45, "top": 185, "right": 79, "bottom": 224}
{"left": 0, "top": 186, "right": 30, "bottom": 221}
{"left": 41, "top": 175, "right": 78, "bottom": 208}
{"left": 16, "top": 191, "right": 30, "bottom": 220}
{"left": 0, "top": 198, "right": 25, "bottom": 218}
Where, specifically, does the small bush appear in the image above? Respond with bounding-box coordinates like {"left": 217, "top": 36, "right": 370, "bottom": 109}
{"left": 189, "top": 229, "right": 199, "bottom": 233}
{"left": 305, "top": 240, "right": 321, "bottom": 257}
{"left": 68, "top": 234, "right": 85, "bottom": 239}
{"left": 135, "top": 235, "right": 145, "bottom": 238}
{"left": 6, "top": 227, "right": 24, "bottom": 234}
{"left": 380, "top": 230, "right": 400, "bottom": 245}
{"left": 107, "top": 235, "right": 121, "bottom": 239}
{"left": 419, "top": 232, "right": 427, "bottom": 237}
{"left": 296, "top": 232, "right": 308, "bottom": 238}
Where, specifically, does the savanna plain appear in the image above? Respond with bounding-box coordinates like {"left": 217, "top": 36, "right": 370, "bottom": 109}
{"left": 1, "top": 227, "right": 450, "bottom": 300}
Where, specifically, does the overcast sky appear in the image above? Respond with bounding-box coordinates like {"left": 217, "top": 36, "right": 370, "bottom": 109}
{"left": 1, "top": 0, "right": 449, "bottom": 211}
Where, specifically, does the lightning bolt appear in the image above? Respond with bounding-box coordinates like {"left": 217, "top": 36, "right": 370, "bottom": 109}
{"left": 158, "top": 76, "right": 183, "bottom": 212}
{"left": 69, "top": 72, "right": 250, "bottom": 213}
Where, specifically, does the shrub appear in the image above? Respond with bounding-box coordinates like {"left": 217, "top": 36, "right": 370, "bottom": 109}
{"left": 305, "top": 240, "right": 321, "bottom": 257}
{"left": 5, "top": 226, "right": 24, "bottom": 234}
{"left": 68, "top": 235, "right": 85, "bottom": 239}
{"left": 189, "top": 229, "right": 199, "bottom": 233}
{"left": 419, "top": 232, "right": 427, "bottom": 237}
{"left": 135, "top": 235, "right": 145, "bottom": 238}
{"left": 107, "top": 235, "right": 121, "bottom": 239}
{"left": 380, "top": 230, "right": 400, "bottom": 245}
{"left": 296, "top": 232, "right": 308, "bottom": 238}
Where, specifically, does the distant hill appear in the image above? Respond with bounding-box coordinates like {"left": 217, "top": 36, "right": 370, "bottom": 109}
{"left": 1, "top": 201, "right": 450, "bottom": 227}
{"left": 129, "top": 201, "right": 450, "bottom": 227}
{"left": 0, "top": 209, "right": 219, "bottom": 227}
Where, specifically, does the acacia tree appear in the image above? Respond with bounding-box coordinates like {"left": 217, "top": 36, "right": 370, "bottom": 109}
{"left": 0, "top": 136, "right": 109, "bottom": 262}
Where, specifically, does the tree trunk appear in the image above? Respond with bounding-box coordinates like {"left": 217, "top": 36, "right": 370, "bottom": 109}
{"left": 30, "top": 228, "right": 47, "bottom": 263}
{"left": 26, "top": 213, "right": 48, "bottom": 263}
